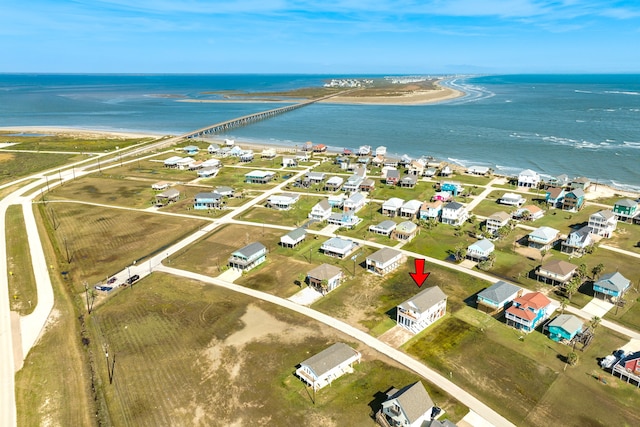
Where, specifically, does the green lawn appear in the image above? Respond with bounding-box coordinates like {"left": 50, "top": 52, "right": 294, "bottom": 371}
{"left": 0, "top": 151, "right": 83, "bottom": 185}
{"left": 471, "top": 199, "right": 513, "bottom": 218}
{"left": 403, "top": 222, "right": 476, "bottom": 261}
{"left": 404, "top": 309, "right": 639, "bottom": 426}
{"left": 237, "top": 195, "right": 325, "bottom": 227}
{"left": 533, "top": 205, "right": 602, "bottom": 234}
{"left": 314, "top": 257, "right": 489, "bottom": 334}
{"left": 369, "top": 180, "right": 436, "bottom": 202}
{"left": 0, "top": 133, "right": 151, "bottom": 152}
{"left": 607, "top": 222, "right": 640, "bottom": 253}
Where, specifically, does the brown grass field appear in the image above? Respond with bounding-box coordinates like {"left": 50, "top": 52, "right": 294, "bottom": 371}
{"left": 15, "top": 201, "right": 96, "bottom": 427}
{"left": 0, "top": 151, "right": 82, "bottom": 185}
{"left": 38, "top": 201, "right": 207, "bottom": 289}
{"left": 45, "top": 175, "right": 158, "bottom": 209}
{"left": 87, "top": 274, "right": 467, "bottom": 426}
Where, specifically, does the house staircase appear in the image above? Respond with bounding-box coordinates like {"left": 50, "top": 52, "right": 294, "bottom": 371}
{"left": 375, "top": 410, "right": 393, "bottom": 427}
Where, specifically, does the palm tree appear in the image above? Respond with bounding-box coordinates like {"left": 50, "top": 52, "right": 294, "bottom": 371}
{"left": 591, "top": 263, "right": 605, "bottom": 280}
{"left": 565, "top": 277, "right": 580, "bottom": 301}
{"left": 591, "top": 316, "right": 601, "bottom": 335}
{"left": 320, "top": 279, "right": 329, "bottom": 295}
{"left": 577, "top": 263, "right": 588, "bottom": 280}
{"left": 540, "top": 249, "right": 548, "bottom": 264}
{"left": 560, "top": 298, "right": 569, "bottom": 314}
{"left": 453, "top": 244, "right": 467, "bottom": 262}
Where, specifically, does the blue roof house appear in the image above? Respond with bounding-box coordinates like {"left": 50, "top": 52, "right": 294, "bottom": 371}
{"left": 593, "top": 272, "right": 631, "bottom": 301}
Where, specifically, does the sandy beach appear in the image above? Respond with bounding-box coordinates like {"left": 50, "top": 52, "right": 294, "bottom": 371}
{"left": 176, "top": 79, "right": 464, "bottom": 106}
{"left": 1, "top": 126, "right": 637, "bottom": 200}
{"left": 317, "top": 85, "right": 464, "bottom": 106}
{"left": 0, "top": 126, "right": 162, "bottom": 139}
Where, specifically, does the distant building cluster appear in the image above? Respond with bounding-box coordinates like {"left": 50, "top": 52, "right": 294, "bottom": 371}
{"left": 323, "top": 78, "right": 373, "bottom": 88}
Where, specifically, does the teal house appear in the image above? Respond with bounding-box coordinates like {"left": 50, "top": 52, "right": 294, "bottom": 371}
{"left": 613, "top": 198, "right": 638, "bottom": 223}
{"left": 547, "top": 314, "right": 584, "bottom": 342}
{"left": 562, "top": 189, "right": 585, "bottom": 211}
{"left": 593, "top": 272, "right": 630, "bottom": 301}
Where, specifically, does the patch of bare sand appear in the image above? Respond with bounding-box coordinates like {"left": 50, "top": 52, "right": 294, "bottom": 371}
{"left": 321, "top": 86, "right": 463, "bottom": 106}
{"left": 0, "top": 152, "right": 15, "bottom": 162}
{"left": 0, "top": 126, "right": 161, "bottom": 139}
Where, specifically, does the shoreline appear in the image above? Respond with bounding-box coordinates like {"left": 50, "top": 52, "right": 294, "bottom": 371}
{"left": 2, "top": 125, "right": 636, "bottom": 200}
{"left": 176, "top": 78, "right": 465, "bottom": 106}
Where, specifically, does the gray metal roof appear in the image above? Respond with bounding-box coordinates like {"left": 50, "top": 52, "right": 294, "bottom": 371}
{"left": 384, "top": 382, "right": 434, "bottom": 424}
{"left": 396, "top": 221, "right": 417, "bottom": 233}
{"left": 591, "top": 209, "right": 615, "bottom": 220}
{"left": 194, "top": 192, "right": 222, "bottom": 200}
{"left": 477, "top": 281, "right": 521, "bottom": 304}
{"left": 232, "top": 242, "right": 266, "bottom": 259}
{"left": 158, "top": 188, "right": 180, "bottom": 198}
{"left": 367, "top": 247, "right": 402, "bottom": 264}
{"left": 398, "top": 286, "right": 447, "bottom": 313}
{"left": 284, "top": 227, "right": 306, "bottom": 241}
{"left": 300, "top": 343, "right": 358, "bottom": 378}
{"left": 372, "top": 220, "right": 397, "bottom": 231}
{"left": 322, "top": 237, "right": 354, "bottom": 250}
{"left": 616, "top": 198, "right": 638, "bottom": 208}
{"left": 548, "top": 314, "right": 583, "bottom": 333}
{"left": 595, "top": 272, "right": 630, "bottom": 293}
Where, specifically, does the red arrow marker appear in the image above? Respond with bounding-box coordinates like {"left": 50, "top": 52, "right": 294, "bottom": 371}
{"left": 409, "top": 259, "right": 430, "bottom": 287}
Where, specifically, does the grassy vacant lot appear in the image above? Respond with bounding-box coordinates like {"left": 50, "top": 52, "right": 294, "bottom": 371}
{"left": 403, "top": 222, "right": 475, "bottom": 261}
{"left": 0, "top": 151, "right": 83, "bottom": 185}
{"left": 39, "top": 201, "right": 207, "bottom": 289}
{"left": 15, "top": 199, "right": 96, "bottom": 427}
{"left": 370, "top": 181, "right": 436, "bottom": 202}
{"left": 45, "top": 175, "right": 157, "bottom": 209}
{"left": 88, "top": 274, "right": 466, "bottom": 426}
{"left": 103, "top": 158, "right": 199, "bottom": 182}
{"left": 405, "top": 308, "right": 640, "bottom": 426}
{"left": 533, "top": 205, "right": 602, "bottom": 233}
{"left": 5, "top": 205, "right": 37, "bottom": 314}
{"left": 313, "top": 257, "right": 489, "bottom": 336}
{"left": 237, "top": 195, "right": 324, "bottom": 227}
{"left": 471, "top": 199, "right": 513, "bottom": 218}
{"left": 0, "top": 133, "right": 152, "bottom": 152}
{"left": 608, "top": 222, "right": 640, "bottom": 253}
{"left": 440, "top": 174, "right": 492, "bottom": 186}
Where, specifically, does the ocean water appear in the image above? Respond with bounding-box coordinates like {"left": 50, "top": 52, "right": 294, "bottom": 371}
{"left": 0, "top": 74, "right": 638, "bottom": 192}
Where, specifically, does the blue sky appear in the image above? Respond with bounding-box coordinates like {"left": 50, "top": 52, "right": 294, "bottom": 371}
{"left": 2, "top": 0, "right": 640, "bottom": 73}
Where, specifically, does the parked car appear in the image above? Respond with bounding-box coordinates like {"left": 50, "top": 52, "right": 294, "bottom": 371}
{"left": 126, "top": 274, "right": 140, "bottom": 284}
{"left": 106, "top": 277, "right": 117, "bottom": 284}
{"left": 95, "top": 286, "right": 113, "bottom": 292}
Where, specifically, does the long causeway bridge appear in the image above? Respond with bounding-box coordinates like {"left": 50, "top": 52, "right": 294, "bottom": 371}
{"left": 183, "top": 90, "right": 352, "bottom": 139}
